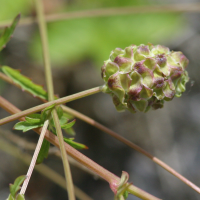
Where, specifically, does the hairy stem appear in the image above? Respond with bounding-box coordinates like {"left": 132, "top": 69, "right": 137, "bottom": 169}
{"left": 0, "top": 136, "right": 93, "bottom": 200}
{"left": 0, "top": 96, "right": 161, "bottom": 200}
{"left": 0, "top": 86, "right": 101, "bottom": 126}
{"left": 20, "top": 120, "right": 49, "bottom": 195}
{"left": 1, "top": 3, "right": 200, "bottom": 28}
{"left": 34, "top": 0, "right": 75, "bottom": 199}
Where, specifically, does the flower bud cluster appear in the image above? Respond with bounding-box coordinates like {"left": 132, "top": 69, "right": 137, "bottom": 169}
{"left": 101, "top": 44, "right": 189, "bottom": 113}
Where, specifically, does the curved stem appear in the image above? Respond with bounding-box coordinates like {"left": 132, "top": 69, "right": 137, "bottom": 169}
{"left": 0, "top": 96, "right": 161, "bottom": 200}
{"left": 0, "top": 86, "right": 102, "bottom": 126}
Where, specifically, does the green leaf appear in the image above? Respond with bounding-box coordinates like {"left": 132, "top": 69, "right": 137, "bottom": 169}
{"left": 1, "top": 66, "right": 48, "bottom": 100}
{"left": 6, "top": 194, "right": 14, "bottom": 200}
{"left": 0, "top": 14, "right": 20, "bottom": 51}
{"left": 63, "top": 111, "right": 74, "bottom": 120}
{"left": 64, "top": 137, "right": 88, "bottom": 149}
{"left": 56, "top": 106, "right": 63, "bottom": 119}
{"left": 16, "top": 194, "right": 25, "bottom": 200}
{"left": 25, "top": 117, "right": 41, "bottom": 124}
{"left": 64, "top": 127, "right": 76, "bottom": 137}
{"left": 41, "top": 104, "right": 55, "bottom": 122}
{"left": 36, "top": 139, "right": 50, "bottom": 164}
{"left": 9, "top": 175, "right": 26, "bottom": 197}
{"left": 61, "top": 119, "right": 76, "bottom": 129}
{"left": 14, "top": 121, "right": 43, "bottom": 132}
{"left": 59, "top": 116, "right": 68, "bottom": 126}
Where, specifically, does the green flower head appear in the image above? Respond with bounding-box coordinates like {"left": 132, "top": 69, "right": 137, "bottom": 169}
{"left": 101, "top": 44, "right": 189, "bottom": 113}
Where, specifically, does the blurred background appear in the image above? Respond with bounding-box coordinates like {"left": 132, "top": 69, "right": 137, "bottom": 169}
{"left": 0, "top": 0, "right": 200, "bottom": 199}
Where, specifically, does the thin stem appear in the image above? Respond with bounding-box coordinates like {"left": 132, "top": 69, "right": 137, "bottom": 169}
{"left": 0, "top": 96, "right": 161, "bottom": 200}
{"left": 0, "top": 136, "right": 93, "bottom": 200}
{"left": 1, "top": 3, "right": 200, "bottom": 28}
{"left": 52, "top": 109, "right": 75, "bottom": 199}
{"left": 1, "top": 73, "right": 200, "bottom": 194}
{"left": 20, "top": 120, "right": 49, "bottom": 195}
{"left": 62, "top": 106, "right": 200, "bottom": 194}
{"left": 34, "top": 0, "right": 75, "bottom": 199}
{"left": 0, "top": 86, "right": 102, "bottom": 126}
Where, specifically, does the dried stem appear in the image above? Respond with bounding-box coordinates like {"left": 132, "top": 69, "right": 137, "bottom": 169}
{"left": 20, "top": 120, "right": 49, "bottom": 195}
{"left": 1, "top": 3, "right": 200, "bottom": 28}
{"left": 0, "top": 96, "right": 161, "bottom": 200}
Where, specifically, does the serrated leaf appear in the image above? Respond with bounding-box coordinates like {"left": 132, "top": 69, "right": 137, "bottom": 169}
{"left": 16, "top": 194, "right": 25, "bottom": 200}
{"left": 1, "top": 66, "right": 48, "bottom": 100}
{"left": 9, "top": 175, "right": 26, "bottom": 197}
{"left": 61, "top": 119, "right": 76, "bottom": 129}
{"left": 6, "top": 194, "right": 15, "bottom": 200}
{"left": 14, "top": 121, "right": 43, "bottom": 132}
{"left": 25, "top": 117, "right": 41, "bottom": 124}
{"left": 64, "top": 137, "right": 88, "bottom": 149}
{"left": 0, "top": 14, "right": 20, "bottom": 51}
{"left": 36, "top": 139, "right": 50, "bottom": 164}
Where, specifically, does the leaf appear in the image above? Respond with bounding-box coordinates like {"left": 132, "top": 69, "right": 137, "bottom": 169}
{"left": 6, "top": 194, "right": 14, "bottom": 200}
{"left": 36, "top": 139, "right": 50, "bottom": 164}
{"left": 14, "top": 121, "right": 43, "bottom": 132}
{"left": 61, "top": 119, "right": 76, "bottom": 129}
{"left": 64, "top": 127, "right": 76, "bottom": 137}
{"left": 64, "top": 137, "right": 88, "bottom": 149}
{"left": 27, "top": 113, "right": 41, "bottom": 119}
{"left": 1, "top": 66, "right": 48, "bottom": 100}
{"left": 56, "top": 106, "right": 63, "bottom": 119}
{"left": 63, "top": 111, "right": 74, "bottom": 120}
{"left": 25, "top": 117, "right": 41, "bottom": 124}
{"left": 0, "top": 14, "right": 20, "bottom": 51}
{"left": 16, "top": 194, "right": 25, "bottom": 200}
{"left": 41, "top": 104, "right": 55, "bottom": 122}
{"left": 59, "top": 116, "right": 68, "bottom": 126}
{"left": 9, "top": 175, "right": 26, "bottom": 197}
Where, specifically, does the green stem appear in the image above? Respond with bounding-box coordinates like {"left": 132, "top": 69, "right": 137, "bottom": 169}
{"left": 0, "top": 86, "right": 101, "bottom": 126}
{"left": 34, "top": 0, "right": 75, "bottom": 199}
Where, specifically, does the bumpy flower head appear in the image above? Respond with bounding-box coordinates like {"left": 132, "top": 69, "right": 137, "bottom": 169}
{"left": 101, "top": 44, "right": 189, "bottom": 113}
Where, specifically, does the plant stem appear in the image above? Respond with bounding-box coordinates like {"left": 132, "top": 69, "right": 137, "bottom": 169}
{"left": 62, "top": 106, "right": 200, "bottom": 193}
{"left": 34, "top": 0, "right": 75, "bottom": 199}
{"left": 0, "top": 96, "right": 161, "bottom": 200}
{"left": 0, "top": 86, "right": 101, "bottom": 126}
{"left": 1, "top": 72, "right": 200, "bottom": 194}
{"left": 20, "top": 120, "right": 49, "bottom": 195}
{"left": 0, "top": 136, "right": 93, "bottom": 200}
{"left": 1, "top": 3, "right": 200, "bottom": 29}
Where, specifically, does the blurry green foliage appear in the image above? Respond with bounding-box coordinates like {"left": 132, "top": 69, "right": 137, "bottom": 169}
{"left": 30, "top": 13, "right": 184, "bottom": 68}
{"left": 0, "top": 0, "right": 185, "bottom": 68}
{"left": 0, "top": 0, "right": 31, "bottom": 21}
